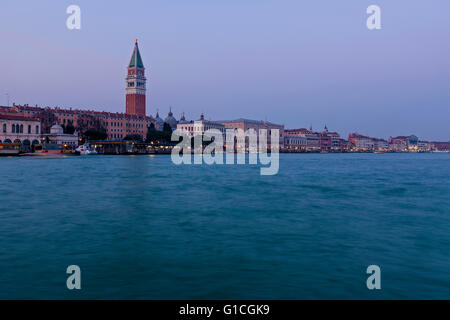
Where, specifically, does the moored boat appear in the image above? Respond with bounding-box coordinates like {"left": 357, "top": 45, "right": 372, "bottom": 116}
{"left": 75, "top": 144, "right": 98, "bottom": 155}
{"left": 0, "top": 143, "right": 21, "bottom": 156}
{"left": 23, "top": 144, "right": 79, "bottom": 156}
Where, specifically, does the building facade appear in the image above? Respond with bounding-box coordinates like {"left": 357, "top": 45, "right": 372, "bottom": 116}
{"left": 0, "top": 113, "right": 41, "bottom": 151}
{"left": 11, "top": 104, "right": 154, "bottom": 141}
{"left": 348, "top": 133, "right": 376, "bottom": 151}
{"left": 218, "top": 118, "right": 285, "bottom": 148}
{"left": 177, "top": 114, "right": 225, "bottom": 138}
{"left": 284, "top": 135, "right": 307, "bottom": 151}
{"left": 126, "top": 40, "right": 147, "bottom": 118}
{"left": 42, "top": 124, "right": 78, "bottom": 146}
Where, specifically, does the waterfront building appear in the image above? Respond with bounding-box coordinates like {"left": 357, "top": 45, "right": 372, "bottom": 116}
{"left": 302, "top": 134, "right": 319, "bottom": 152}
{"left": 41, "top": 124, "right": 78, "bottom": 146}
{"left": 373, "top": 138, "right": 389, "bottom": 151}
{"left": 318, "top": 126, "right": 331, "bottom": 152}
{"left": 348, "top": 133, "right": 376, "bottom": 151}
{"left": 0, "top": 112, "right": 41, "bottom": 151}
{"left": 284, "top": 128, "right": 320, "bottom": 152}
{"left": 317, "top": 126, "right": 343, "bottom": 152}
{"left": 218, "top": 119, "right": 285, "bottom": 148}
{"left": 329, "top": 132, "right": 344, "bottom": 152}
{"left": 388, "top": 135, "right": 419, "bottom": 152}
{"left": 11, "top": 104, "right": 154, "bottom": 141}
{"left": 432, "top": 142, "right": 450, "bottom": 151}
{"left": 177, "top": 114, "right": 225, "bottom": 138}
{"left": 284, "top": 135, "right": 307, "bottom": 151}
{"left": 417, "top": 141, "right": 434, "bottom": 152}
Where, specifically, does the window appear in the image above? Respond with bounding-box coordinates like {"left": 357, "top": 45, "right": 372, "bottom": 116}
{"left": 20, "top": 124, "right": 23, "bottom": 133}
{"left": 12, "top": 124, "right": 15, "bottom": 133}
{"left": 36, "top": 125, "right": 39, "bottom": 134}
{"left": 2, "top": 124, "right": 6, "bottom": 133}
{"left": 28, "top": 125, "right": 31, "bottom": 134}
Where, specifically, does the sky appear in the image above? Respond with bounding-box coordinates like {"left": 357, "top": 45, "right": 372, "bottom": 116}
{"left": 0, "top": 0, "right": 449, "bottom": 140}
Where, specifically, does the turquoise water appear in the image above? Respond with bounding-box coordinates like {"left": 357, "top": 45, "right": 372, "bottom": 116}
{"left": 0, "top": 153, "right": 449, "bottom": 299}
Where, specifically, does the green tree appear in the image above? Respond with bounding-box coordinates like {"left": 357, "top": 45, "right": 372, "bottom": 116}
{"left": 163, "top": 122, "right": 173, "bottom": 133}
{"left": 124, "top": 134, "right": 143, "bottom": 142}
{"left": 65, "top": 123, "right": 75, "bottom": 134}
{"left": 84, "top": 129, "right": 108, "bottom": 141}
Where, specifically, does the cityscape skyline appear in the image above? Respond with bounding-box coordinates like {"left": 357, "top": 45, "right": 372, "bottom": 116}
{"left": 1, "top": 1, "right": 449, "bottom": 140}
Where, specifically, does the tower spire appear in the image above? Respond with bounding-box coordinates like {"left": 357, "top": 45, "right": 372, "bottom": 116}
{"left": 126, "top": 40, "right": 147, "bottom": 117}
{"left": 128, "top": 40, "right": 144, "bottom": 68}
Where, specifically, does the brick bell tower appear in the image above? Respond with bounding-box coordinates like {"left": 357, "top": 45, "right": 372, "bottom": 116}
{"left": 126, "top": 39, "right": 147, "bottom": 117}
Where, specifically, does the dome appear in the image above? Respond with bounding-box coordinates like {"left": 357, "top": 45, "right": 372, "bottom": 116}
{"left": 164, "top": 109, "right": 178, "bottom": 129}
{"left": 50, "top": 124, "right": 64, "bottom": 135}
{"left": 155, "top": 111, "right": 164, "bottom": 125}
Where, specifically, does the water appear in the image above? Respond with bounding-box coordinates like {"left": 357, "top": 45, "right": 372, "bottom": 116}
{"left": 0, "top": 153, "right": 449, "bottom": 299}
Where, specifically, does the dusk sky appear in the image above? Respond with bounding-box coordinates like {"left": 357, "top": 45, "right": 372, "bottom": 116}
{"left": 1, "top": 0, "right": 449, "bottom": 140}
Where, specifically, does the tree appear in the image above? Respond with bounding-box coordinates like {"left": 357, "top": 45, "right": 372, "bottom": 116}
{"left": 124, "top": 134, "right": 143, "bottom": 142}
{"left": 145, "top": 125, "right": 172, "bottom": 144}
{"left": 65, "top": 123, "right": 75, "bottom": 134}
{"left": 163, "top": 122, "right": 173, "bottom": 133}
{"left": 84, "top": 129, "right": 107, "bottom": 141}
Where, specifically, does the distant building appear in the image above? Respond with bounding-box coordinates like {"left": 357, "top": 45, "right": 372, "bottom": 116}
{"left": 154, "top": 110, "right": 164, "bottom": 131}
{"left": 42, "top": 124, "right": 78, "bottom": 146}
{"left": 284, "top": 128, "right": 312, "bottom": 136}
{"left": 11, "top": 104, "right": 154, "bottom": 141}
{"left": 177, "top": 114, "right": 225, "bottom": 138}
{"left": 432, "top": 141, "right": 450, "bottom": 151}
{"left": 388, "top": 135, "right": 419, "bottom": 152}
{"left": 284, "top": 135, "right": 307, "bottom": 151}
{"left": 285, "top": 128, "right": 319, "bottom": 152}
{"left": 218, "top": 118, "right": 285, "bottom": 148}
{"left": 0, "top": 112, "right": 41, "bottom": 151}
{"left": 373, "top": 138, "right": 389, "bottom": 151}
{"left": 164, "top": 109, "right": 178, "bottom": 131}
{"left": 417, "top": 141, "right": 434, "bottom": 152}
{"left": 348, "top": 133, "right": 376, "bottom": 151}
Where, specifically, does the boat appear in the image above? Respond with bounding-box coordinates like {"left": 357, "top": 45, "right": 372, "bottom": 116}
{"left": 23, "top": 144, "right": 79, "bottom": 156}
{"left": 75, "top": 144, "right": 98, "bottom": 155}
{"left": 0, "top": 143, "right": 21, "bottom": 156}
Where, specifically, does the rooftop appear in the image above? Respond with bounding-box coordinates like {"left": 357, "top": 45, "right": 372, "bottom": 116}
{"left": 0, "top": 112, "right": 39, "bottom": 122}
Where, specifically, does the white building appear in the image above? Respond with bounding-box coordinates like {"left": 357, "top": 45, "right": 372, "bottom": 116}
{"left": 42, "top": 124, "right": 78, "bottom": 146}
{"left": 177, "top": 114, "right": 225, "bottom": 138}
{"left": 0, "top": 113, "right": 41, "bottom": 151}
{"left": 284, "top": 135, "right": 307, "bottom": 151}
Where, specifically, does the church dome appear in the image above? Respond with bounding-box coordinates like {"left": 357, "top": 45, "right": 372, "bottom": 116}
{"left": 164, "top": 109, "right": 178, "bottom": 129}
{"left": 50, "top": 124, "right": 64, "bottom": 135}
{"left": 155, "top": 111, "right": 164, "bottom": 125}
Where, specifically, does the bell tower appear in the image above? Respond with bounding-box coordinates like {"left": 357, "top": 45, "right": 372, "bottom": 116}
{"left": 126, "top": 39, "right": 147, "bottom": 117}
